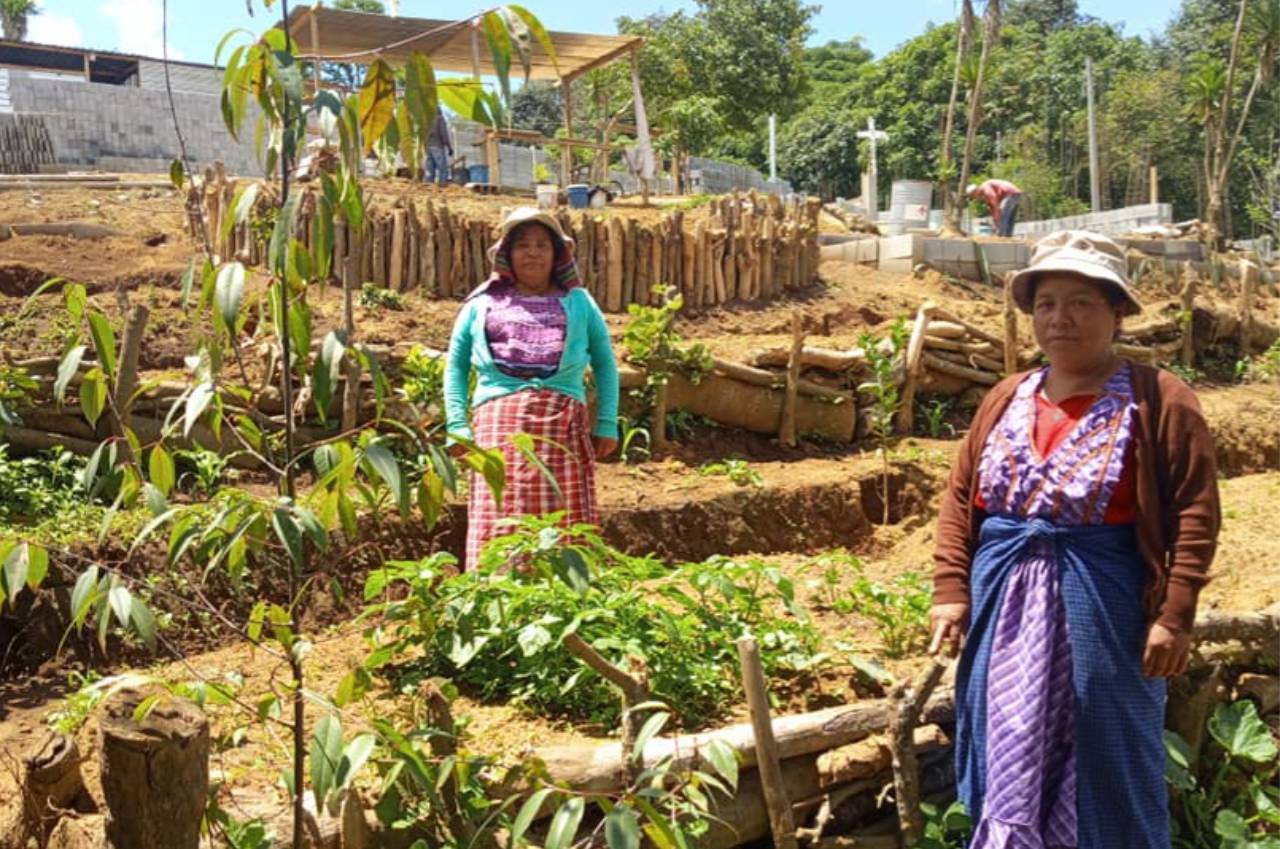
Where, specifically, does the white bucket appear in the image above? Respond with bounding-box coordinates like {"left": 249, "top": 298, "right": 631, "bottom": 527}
{"left": 536, "top": 184, "right": 559, "bottom": 209}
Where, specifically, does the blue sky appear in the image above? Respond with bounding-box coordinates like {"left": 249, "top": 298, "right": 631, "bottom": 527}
{"left": 27, "top": 0, "right": 1187, "bottom": 65}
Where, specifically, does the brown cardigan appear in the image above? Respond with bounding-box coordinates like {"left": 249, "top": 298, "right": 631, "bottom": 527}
{"left": 932, "top": 362, "right": 1221, "bottom": 634}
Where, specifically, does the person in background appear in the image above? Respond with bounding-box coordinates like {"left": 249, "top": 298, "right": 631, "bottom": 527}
{"left": 967, "top": 178, "right": 1024, "bottom": 237}
{"left": 930, "top": 230, "right": 1220, "bottom": 848}
{"left": 444, "top": 207, "right": 619, "bottom": 568}
{"left": 425, "top": 110, "right": 453, "bottom": 186}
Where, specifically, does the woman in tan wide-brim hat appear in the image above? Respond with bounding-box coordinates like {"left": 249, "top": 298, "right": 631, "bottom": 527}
{"left": 444, "top": 207, "right": 619, "bottom": 568}
{"left": 928, "top": 230, "right": 1220, "bottom": 847}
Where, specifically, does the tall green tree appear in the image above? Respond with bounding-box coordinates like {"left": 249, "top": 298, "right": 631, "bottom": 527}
{"left": 950, "top": 0, "right": 1003, "bottom": 232}
{"left": 0, "top": 0, "right": 37, "bottom": 41}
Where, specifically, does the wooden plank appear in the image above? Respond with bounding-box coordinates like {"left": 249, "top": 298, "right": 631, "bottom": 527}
{"left": 737, "top": 636, "right": 799, "bottom": 849}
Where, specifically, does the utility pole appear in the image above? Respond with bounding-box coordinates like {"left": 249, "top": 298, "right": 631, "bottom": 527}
{"left": 768, "top": 114, "right": 778, "bottom": 183}
{"left": 857, "top": 116, "right": 889, "bottom": 219}
{"left": 1086, "top": 57, "right": 1101, "bottom": 213}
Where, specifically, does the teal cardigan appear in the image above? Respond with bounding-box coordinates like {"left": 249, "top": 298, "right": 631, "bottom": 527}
{"left": 444, "top": 287, "right": 620, "bottom": 442}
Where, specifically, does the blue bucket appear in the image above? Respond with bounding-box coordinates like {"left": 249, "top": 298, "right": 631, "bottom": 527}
{"left": 468, "top": 164, "right": 490, "bottom": 184}
{"left": 566, "top": 184, "right": 590, "bottom": 209}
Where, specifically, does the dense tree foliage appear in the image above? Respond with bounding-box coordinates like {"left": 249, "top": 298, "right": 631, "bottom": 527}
{"left": 596, "top": 0, "right": 1278, "bottom": 236}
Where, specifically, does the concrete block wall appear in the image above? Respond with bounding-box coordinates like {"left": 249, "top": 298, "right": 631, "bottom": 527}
{"left": 8, "top": 76, "right": 260, "bottom": 174}
{"left": 820, "top": 237, "right": 878, "bottom": 264}
{"left": 137, "top": 61, "right": 224, "bottom": 97}
{"left": 1013, "top": 203, "right": 1173, "bottom": 238}
{"left": 878, "top": 233, "right": 924, "bottom": 273}
{"left": 1117, "top": 238, "right": 1206, "bottom": 262}
{"left": 689, "top": 156, "right": 791, "bottom": 196}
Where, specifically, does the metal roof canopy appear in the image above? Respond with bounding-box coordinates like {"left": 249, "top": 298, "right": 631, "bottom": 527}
{"left": 286, "top": 5, "right": 642, "bottom": 83}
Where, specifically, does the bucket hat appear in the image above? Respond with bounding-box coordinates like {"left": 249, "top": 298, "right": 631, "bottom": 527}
{"left": 1008, "top": 229, "right": 1142, "bottom": 317}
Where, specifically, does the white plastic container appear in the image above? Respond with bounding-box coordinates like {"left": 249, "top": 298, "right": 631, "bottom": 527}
{"left": 536, "top": 184, "right": 559, "bottom": 209}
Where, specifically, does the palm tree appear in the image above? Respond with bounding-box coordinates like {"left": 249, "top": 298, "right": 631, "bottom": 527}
{"left": 1, "top": 0, "right": 39, "bottom": 41}
{"left": 939, "top": 0, "right": 976, "bottom": 234}
{"left": 1202, "top": 0, "right": 1280, "bottom": 245}
{"left": 953, "top": 0, "right": 1003, "bottom": 234}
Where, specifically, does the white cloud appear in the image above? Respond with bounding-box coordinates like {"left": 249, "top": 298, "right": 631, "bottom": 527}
{"left": 98, "top": 0, "right": 185, "bottom": 60}
{"left": 25, "top": 1, "right": 84, "bottom": 47}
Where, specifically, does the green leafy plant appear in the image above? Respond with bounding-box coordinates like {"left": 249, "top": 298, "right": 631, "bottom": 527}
{"left": 398, "top": 344, "right": 446, "bottom": 413}
{"left": 698, "top": 458, "right": 764, "bottom": 487}
{"left": 45, "top": 669, "right": 105, "bottom": 735}
{"left": 859, "top": 318, "right": 909, "bottom": 524}
{"left": 848, "top": 569, "right": 932, "bottom": 658}
{"left": 917, "top": 397, "right": 956, "bottom": 438}
{"left": 623, "top": 286, "right": 714, "bottom": 443}
{"left": 359, "top": 282, "right": 406, "bottom": 311}
{"left": 1242, "top": 339, "right": 1280, "bottom": 383}
{"left": 0, "top": 445, "right": 88, "bottom": 526}
{"left": 618, "top": 416, "right": 652, "bottom": 465}
{"left": 175, "top": 447, "right": 237, "bottom": 496}
{"left": 803, "top": 549, "right": 864, "bottom": 614}
{"left": 914, "top": 800, "right": 973, "bottom": 849}
{"left": 362, "top": 516, "right": 825, "bottom": 728}
{"left": 1165, "top": 699, "right": 1280, "bottom": 849}
{"left": 664, "top": 408, "right": 715, "bottom": 441}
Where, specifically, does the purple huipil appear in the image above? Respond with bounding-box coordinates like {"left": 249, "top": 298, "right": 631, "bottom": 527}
{"left": 969, "top": 365, "right": 1136, "bottom": 848}
{"left": 484, "top": 283, "right": 568, "bottom": 379}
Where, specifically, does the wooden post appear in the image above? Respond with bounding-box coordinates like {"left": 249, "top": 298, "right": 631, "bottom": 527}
{"left": 692, "top": 220, "right": 708, "bottom": 308}
{"left": 1240, "top": 258, "right": 1258, "bottom": 356}
{"left": 1149, "top": 166, "right": 1159, "bottom": 205}
{"left": 389, "top": 209, "right": 407, "bottom": 291}
{"left": 651, "top": 378, "right": 669, "bottom": 453}
{"left": 736, "top": 636, "right": 799, "bottom": 849}
{"left": 896, "top": 301, "right": 936, "bottom": 434}
{"left": 562, "top": 79, "right": 574, "bottom": 184}
{"left": 779, "top": 313, "right": 805, "bottom": 447}
{"left": 1003, "top": 273, "right": 1019, "bottom": 375}
{"left": 623, "top": 218, "right": 637, "bottom": 307}
{"left": 890, "top": 658, "right": 949, "bottom": 846}
{"left": 607, "top": 217, "right": 625, "bottom": 312}
{"left": 1179, "top": 271, "right": 1199, "bottom": 368}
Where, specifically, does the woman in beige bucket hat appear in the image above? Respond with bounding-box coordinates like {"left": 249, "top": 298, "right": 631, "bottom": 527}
{"left": 929, "top": 230, "right": 1220, "bottom": 847}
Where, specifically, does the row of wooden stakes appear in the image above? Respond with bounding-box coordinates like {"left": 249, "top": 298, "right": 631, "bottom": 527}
{"left": 196, "top": 169, "right": 824, "bottom": 312}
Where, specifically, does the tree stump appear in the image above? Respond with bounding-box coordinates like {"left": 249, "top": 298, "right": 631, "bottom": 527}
{"left": 99, "top": 690, "right": 209, "bottom": 849}
{"left": 24, "top": 731, "right": 89, "bottom": 841}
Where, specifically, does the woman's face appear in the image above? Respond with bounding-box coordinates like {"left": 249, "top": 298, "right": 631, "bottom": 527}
{"left": 509, "top": 224, "right": 556, "bottom": 288}
{"left": 1031, "top": 274, "right": 1123, "bottom": 371}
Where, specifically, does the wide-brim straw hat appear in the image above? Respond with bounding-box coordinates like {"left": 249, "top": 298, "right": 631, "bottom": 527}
{"left": 1008, "top": 229, "right": 1142, "bottom": 317}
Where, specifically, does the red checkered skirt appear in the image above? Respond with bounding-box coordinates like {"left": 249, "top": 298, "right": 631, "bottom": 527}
{"left": 465, "top": 389, "right": 598, "bottom": 568}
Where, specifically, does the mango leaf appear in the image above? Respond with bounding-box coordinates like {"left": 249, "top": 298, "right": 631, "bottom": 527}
{"left": 509, "top": 787, "right": 556, "bottom": 848}
{"left": 54, "top": 345, "right": 86, "bottom": 406}
{"left": 330, "top": 733, "right": 377, "bottom": 813}
{"left": 395, "top": 101, "right": 418, "bottom": 181}
{"left": 403, "top": 52, "right": 438, "bottom": 139}
{"left": 108, "top": 584, "right": 132, "bottom": 628}
{"left": 87, "top": 312, "right": 118, "bottom": 379}
{"left": 544, "top": 796, "right": 585, "bottom": 849}
{"left": 309, "top": 714, "right": 345, "bottom": 812}
{"left": 313, "top": 194, "right": 334, "bottom": 282}
{"left": 506, "top": 5, "right": 559, "bottom": 75}
{"left": 70, "top": 565, "right": 100, "bottom": 626}
{"left": 2, "top": 544, "right": 27, "bottom": 605}
{"left": 185, "top": 382, "right": 215, "bottom": 438}
{"left": 272, "top": 505, "right": 304, "bottom": 568}
{"left": 169, "top": 159, "right": 185, "bottom": 190}
{"left": 148, "top": 445, "right": 176, "bottom": 496}
{"left": 269, "top": 192, "right": 302, "bottom": 279}
{"left": 704, "top": 737, "right": 739, "bottom": 790}
{"left": 24, "top": 544, "right": 48, "bottom": 591}
{"left": 79, "top": 368, "right": 108, "bottom": 426}
{"left": 64, "top": 281, "right": 87, "bottom": 325}
{"left": 129, "top": 599, "right": 157, "bottom": 652}
{"left": 215, "top": 262, "right": 247, "bottom": 333}
{"left": 223, "top": 183, "right": 260, "bottom": 243}
{"left": 247, "top": 600, "right": 266, "bottom": 642}
{"left": 1163, "top": 730, "right": 1196, "bottom": 791}
{"left": 1208, "top": 700, "right": 1278, "bottom": 763}
{"left": 362, "top": 441, "right": 403, "bottom": 509}
{"left": 357, "top": 59, "right": 397, "bottom": 154}
{"left": 605, "top": 806, "right": 641, "bottom": 849}
{"left": 142, "top": 482, "right": 168, "bottom": 516}
{"left": 417, "top": 470, "right": 445, "bottom": 531}
{"left": 631, "top": 711, "right": 669, "bottom": 763}
{"left": 482, "top": 11, "right": 514, "bottom": 109}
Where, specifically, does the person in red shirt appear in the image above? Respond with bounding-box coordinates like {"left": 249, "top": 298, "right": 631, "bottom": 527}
{"left": 967, "top": 178, "right": 1023, "bottom": 236}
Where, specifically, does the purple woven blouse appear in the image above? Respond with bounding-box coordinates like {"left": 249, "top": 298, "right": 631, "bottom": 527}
{"left": 484, "top": 284, "right": 567, "bottom": 378}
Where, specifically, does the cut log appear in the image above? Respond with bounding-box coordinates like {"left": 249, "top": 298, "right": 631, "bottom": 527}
{"left": 1179, "top": 272, "right": 1198, "bottom": 367}
{"left": 9, "top": 222, "right": 118, "bottom": 240}
{"left": 109, "top": 305, "right": 149, "bottom": 459}
{"left": 99, "top": 689, "right": 209, "bottom": 849}
{"left": 923, "top": 321, "right": 967, "bottom": 340}
{"left": 748, "top": 346, "right": 868, "bottom": 372}
{"left": 921, "top": 352, "right": 1000, "bottom": 386}
{"left": 927, "top": 308, "right": 1006, "bottom": 350}
{"left": 889, "top": 658, "right": 949, "bottom": 846}
{"left": 389, "top": 209, "right": 407, "bottom": 291}
{"left": 921, "top": 336, "right": 999, "bottom": 357}
{"left": 1193, "top": 603, "right": 1280, "bottom": 645}
{"left": 1239, "top": 259, "right": 1258, "bottom": 356}
{"left": 817, "top": 726, "right": 948, "bottom": 787}
{"left": 896, "top": 302, "right": 937, "bottom": 434}
{"left": 530, "top": 692, "right": 955, "bottom": 796}
{"left": 1235, "top": 673, "right": 1279, "bottom": 715}
{"left": 929, "top": 348, "right": 1006, "bottom": 375}
{"left": 712, "top": 357, "right": 850, "bottom": 401}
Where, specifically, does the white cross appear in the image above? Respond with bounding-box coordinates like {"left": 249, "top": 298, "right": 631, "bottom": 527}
{"left": 857, "top": 117, "right": 889, "bottom": 219}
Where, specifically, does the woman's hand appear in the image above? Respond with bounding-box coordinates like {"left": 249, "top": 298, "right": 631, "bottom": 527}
{"left": 928, "top": 602, "right": 969, "bottom": 657}
{"left": 1143, "top": 623, "right": 1192, "bottom": 677}
{"left": 592, "top": 436, "right": 618, "bottom": 459}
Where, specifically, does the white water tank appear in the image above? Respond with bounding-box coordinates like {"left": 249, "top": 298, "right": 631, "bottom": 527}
{"left": 889, "top": 180, "right": 933, "bottom": 231}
